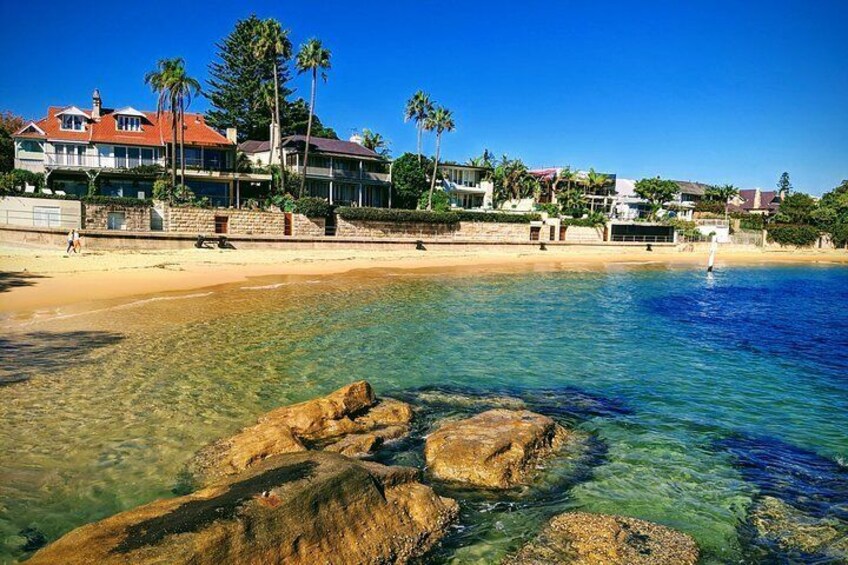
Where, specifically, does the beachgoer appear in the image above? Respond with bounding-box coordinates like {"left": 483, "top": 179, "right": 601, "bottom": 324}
{"left": 66, "top": 230, "right": 74, "bottom": 254}
{"left": 72, "top": 230, "right": 81, "bottom": 253}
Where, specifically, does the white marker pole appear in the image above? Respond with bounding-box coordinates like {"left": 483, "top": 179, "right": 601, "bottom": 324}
{"left": 707, "top": 235, "right": 717, "bottom": 272}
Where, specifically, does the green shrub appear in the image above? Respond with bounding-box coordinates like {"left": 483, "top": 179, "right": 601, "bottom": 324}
{"left": 560, "top": 212, "right": 607, "bottom": 228}
{"left": 695, "top": 200, "right": 725, "bottom": 214}
{"left": 767, "top": 224, "right": 820, "bottom": 247}
{"left": 337, "top": 206, "right": 459, "bottom": 224}
{"left": 535, "top": 202, "right": 561, "bottom": 217}
{"left": 418, "top": 190, "right": 451, "bottom": 212}
{"left": 82, "top": 195, "right": 153, "bottom": 207}
{"left": 294, "top": 197, "right": 331, "bottom": 217}
{"left": 455, "top": 211, "right": 541, "bottom": 223}
{"left": 10, "top": 169, "right": 45, "bottom": 189}
{"left": 739, "top": 215, "right": 766, "bottom": 230}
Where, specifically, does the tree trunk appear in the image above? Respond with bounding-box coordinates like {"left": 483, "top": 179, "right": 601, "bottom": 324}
{"left": 170, "top": 108, "right": 178, "bottom": 189}
{"left": 299, "top": 69, "right": 317, "bottom": 199}
{"left": 417, "top": 125, "right": 422, "bottom": 164}
{"left": 179, "top": 104, "right": 186, "bottom": 187}
{"left": 273, "top": 62, "right": 283, "bottom": 183}
{"left": 427, "top": 132, "right": 441, "bottom": 211}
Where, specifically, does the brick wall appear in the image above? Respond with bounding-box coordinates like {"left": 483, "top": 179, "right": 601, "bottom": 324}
{"left": 335, "top": 217, "right": 532, "bottom": 241}
{"left": 84, "top": 203, "right": 151, "bottom": 232}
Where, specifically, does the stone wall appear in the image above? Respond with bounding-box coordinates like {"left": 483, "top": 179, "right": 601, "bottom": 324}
{"left": 164, "top": 206, "right": 294, "bottom": 236}
{"left": 335, "top": 217, "right": 532, "bottom": 242}
{"left": 293, "top": 214, "right": 326, "bottom": 237}
{"left": 84, "top": 203, "right": 151, "bottom": 232}
{"left": 563, "top": 226, "right": 605, "bottom": 243}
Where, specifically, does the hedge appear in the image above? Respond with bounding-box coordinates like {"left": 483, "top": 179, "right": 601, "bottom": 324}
{"left": 455, "top": 211, "right": 540, "bottom": 223}
{"left": 337, "top": 206, "right": 459, "bottom": 224}
{"left": 561, "top": 217, "right": 604, "bottom": 227}
{"left": 767, "top": 224, "right": 820, "bottom": 247}
{"left": 7, "top": 191, "right": 81, "bottom": 201}
{"left": 82, "top": 196, "right": 154, "bottom": 207}
{"left": 294, "top": 197, "right": 331, "bottom": 218}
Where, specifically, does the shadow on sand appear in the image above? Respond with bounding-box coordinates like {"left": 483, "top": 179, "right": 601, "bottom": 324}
{"left": 0, "top": 271, "right": 47, "bottom": 293}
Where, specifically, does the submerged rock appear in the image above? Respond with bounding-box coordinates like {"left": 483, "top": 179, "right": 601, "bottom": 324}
{"left": 504, "top": 512, "right": 700, "bottom": 565}
{"left": 28, "top": 451, "right": 458, "bottom": 565}
{"left": 189, "top": 381, "right": 414, "bottom": 482}
{"left": 750, "top": 496, "right": 848, "bottom": 558}
{"left": 424, "top": 409, "right": 571, "bottom": 488}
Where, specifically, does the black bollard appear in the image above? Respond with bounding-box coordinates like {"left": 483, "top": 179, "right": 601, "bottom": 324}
{"left": 416, "top": 240, "right": 426, "bottom": 251}
{"left": 646, "top": 243, "right": 653, "bottom": 252}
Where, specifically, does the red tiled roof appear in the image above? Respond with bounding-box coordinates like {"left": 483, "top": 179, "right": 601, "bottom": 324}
{"left": 14, "top": 106, "right": 232, "bottom": 148}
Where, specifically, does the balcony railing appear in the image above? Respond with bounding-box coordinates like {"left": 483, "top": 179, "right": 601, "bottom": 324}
{"left": 45, "top": 153, "right": 166, "bottom": 170}
{"left": 290, "top": 165, "right": 389, "bottom": 182}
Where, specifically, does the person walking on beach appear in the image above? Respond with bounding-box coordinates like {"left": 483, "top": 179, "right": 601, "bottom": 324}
{"left": 66, "top": 230, "right": 75, "bottom": 254}
{"left": 72, "top": 229, "right": 81, "bottom": 254}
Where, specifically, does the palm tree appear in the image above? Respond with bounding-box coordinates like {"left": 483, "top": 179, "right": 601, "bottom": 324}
{"left": 404, "top": 91, "right": 433, "bottom": 163}
{"left": 254, "top": 19, "right": 292, "bottom": 173}
{"left": 423, "top": 106, "right": 455, "bottom": 210}
{"left": 171, "top": 65, "right": 201, "bottom": 186}
{"left": 145, "top": 58, "right": 182, "bottom": 187}
{"left": 586, "top": 168, "right": 610, "bottom": 213}
{"left": 707, "top": 183, "right": 739, "bottom": 221}
{"left": 361, "top": 128, "right": 389, "bottom": 157}
{"left": 295, "top": 38, "right": 331, "bottom": 198}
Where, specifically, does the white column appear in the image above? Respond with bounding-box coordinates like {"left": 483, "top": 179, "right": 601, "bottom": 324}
{"left": 329, "top": 181, "right": 334, "bottom": 204}
{"left": 358, "top": 183, "right": 363, "bottom": 207}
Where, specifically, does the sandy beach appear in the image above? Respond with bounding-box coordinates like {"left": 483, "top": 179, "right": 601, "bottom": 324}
{"left": 1, "top": 243, "right": 846, "bottom": 317}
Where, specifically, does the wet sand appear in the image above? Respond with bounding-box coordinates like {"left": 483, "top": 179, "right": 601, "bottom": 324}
{"left": 1, "top": 243, "right": 846, "bottom": 317}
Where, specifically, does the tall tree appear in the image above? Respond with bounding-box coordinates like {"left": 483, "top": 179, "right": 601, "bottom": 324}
{"left": 777, "top": 171, "right": 792, "bottom": 195}
{"left": 423, "top": 106, "right": 455, "bottom": 210}
{"left": 171, "top": 62, "right": 201, "bottom": 185}
{"left": 254, "top": 18, "right": 292, "bottom": 171}
{"left": 145, "top": 58, "right": 183, "bottom": 187}
{"left": 361, "top": 128, "right": 389, "bottom": 157}
{"left": 391, "top": 153, "right": 430, "bottom": 209}
{"left": 404, "top": 91, "right": 433, "bottom": 163}
{"left": 586, "top": 168, "right": 611, "bottom": 213}
{"left": 492, "top": 156, "right": 538, "bottom": 206}
{"left": 283, "top": 99, "right": 337, "bottom": 139}
{"left": 206, "top": 15, "right": 292, "bottom": 142}
{"left": 0, "top": 111, "right": 26, "bottom": 173}
{"left": 634, "top": 177, "right": 680, "bottom": 220}
{"left": 295, "top": 38, "right": 332, "bottom": 198}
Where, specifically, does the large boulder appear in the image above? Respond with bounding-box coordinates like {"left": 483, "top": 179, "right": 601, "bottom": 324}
{"left": 504, "top": 512, "right": 700, "bottom": 565}
{"left": 424, "top": 409, "right": 570, "bottom": 488}
{"left": 189, "top": 382, "right": 414, "bottom": 483}
{"left": 28, "top": 452, "right": 459, "bottom": 565}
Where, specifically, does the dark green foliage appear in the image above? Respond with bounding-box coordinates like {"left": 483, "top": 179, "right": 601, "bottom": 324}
{"left": 82, "top": 196, "right": 154, "bottom": 207}
{"left": 560, "top": 212, "right": 607, "bottom": 227}
{"left": 293, "top": 196, "right": 330, "bottom": 217}
{"left": 813, "top": 180, "right": 848, "bottom": 247}
{"left": 283, "top": 99, "right": 337, "bottom": 139}
{"left": 777, "top": 172, "right": 792, "bottom": 193}
{"left": 767, "top": 224, "right": 820, "bottom": 247}
{"left": 634, "top": 177, "right": 680, "bottom": 219}
{"left": 536, "top": 202, "right": 561, "bottom": 217}
{"left": 0, "top": 112, "right": 26, "bottom": 173}
{"left": 738, "top": 214, "right": 766, "bottom": 230}
{"left": 455, "top": 211, "right": 541, "bottom": 223}
{"left": 695, "top": 200, "right": 725, "bottom": 214}
{"left": 774, "top": 192, "right": 816, "bottom": 224}
{"left": 391, "top": 153, "right": 430, "bottom": 209}
{"left": 419, "top": 189, "right": 450, "bottom": 212}
{"left": 338, "top": 206, "right": 459, "bottom": 224}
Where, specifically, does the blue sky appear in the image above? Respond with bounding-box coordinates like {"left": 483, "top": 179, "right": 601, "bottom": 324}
{"left": 1, "top": 0, "right": 846, "bottom": 194}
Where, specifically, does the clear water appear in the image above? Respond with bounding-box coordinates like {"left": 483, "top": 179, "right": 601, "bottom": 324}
{"left": 1, "top": 265, "right": 847, "bottom": 563}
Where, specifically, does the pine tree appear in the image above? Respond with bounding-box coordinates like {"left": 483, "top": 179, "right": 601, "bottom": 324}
{"left": 206, "top": 15, "right": 292, "bottom": 142}
{"left": 777, "top": 172, "right": 792, "bottom": 194}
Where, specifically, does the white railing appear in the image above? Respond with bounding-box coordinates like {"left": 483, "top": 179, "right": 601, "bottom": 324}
{"left": 291, "top": 165, "right": 389, "bottom": 182}
{"left": 44, "top": 153, "right": 166, "bottom": 169}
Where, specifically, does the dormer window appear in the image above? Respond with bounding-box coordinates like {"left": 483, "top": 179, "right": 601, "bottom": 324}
{"left": 61, "top": 115, "right": 84, "bottom": 131}
{"left": 117, "top": 115, "right": 142, "bottom": 132}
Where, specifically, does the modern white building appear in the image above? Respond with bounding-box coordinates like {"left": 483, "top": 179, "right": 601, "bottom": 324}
{"left": 438, "top": 163, "right": 494, "bottom": 209}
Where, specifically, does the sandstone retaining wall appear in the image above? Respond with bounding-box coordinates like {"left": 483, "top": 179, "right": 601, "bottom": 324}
{"left": 84, "top": 203, "right": 151, "bottom": 232}
{"left": 336, "top": 217, "right": 532, "bottom": 241}
{"left": 563, "top": 226, "right": 605, "bottom": 243}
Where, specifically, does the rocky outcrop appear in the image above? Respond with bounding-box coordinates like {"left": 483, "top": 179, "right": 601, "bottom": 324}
{"left": 189, "top": 381, "right": 414, "bottom": 483}
{"left": 28, "top": 451, "right": 459, "bottom": 565}
{"left": 504, "top": 512, "right": 700, "bottom": 565}
{"left": 750, "top": 496, "right": 848, "bottom": 558}
{"left": 424, "top": 409, "right": 570, "bottom": 488}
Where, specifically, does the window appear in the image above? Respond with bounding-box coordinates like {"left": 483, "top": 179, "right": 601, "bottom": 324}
{"left": 107, "top": 212, "right": 126, "bottom": 230}
{"left": 20, "top": 140, "right": 43, "bottom": 153}
{"left": 60, "top": 115, "right": 84, "bottom": 131}
{"left": 117, "top": 115, "right": 141, "bottom": 131}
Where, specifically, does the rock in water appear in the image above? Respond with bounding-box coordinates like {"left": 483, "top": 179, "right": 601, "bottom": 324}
{"left": 424, "top": 409, "right": 570, "bottom": 488}
{"left": 749, "top": 496, "right": 848, "bottom": 558}
{"left": 28, "top": 452, "right": 458, "bottom": 565}
{"left": 504, "top": 512, "right": 700, "bottom": 565}
{"left": 189, "top": 381, "right": 414, "bottom": 483}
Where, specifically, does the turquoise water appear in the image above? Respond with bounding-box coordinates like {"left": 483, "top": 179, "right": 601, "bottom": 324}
{"left": 1, "top": 265, "right": 847, "bottom": 563}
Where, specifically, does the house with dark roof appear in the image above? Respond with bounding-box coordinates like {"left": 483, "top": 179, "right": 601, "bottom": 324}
{"left": 728, "top": 189, "right": 783, "bottom": 215}
{"left": 14, "top": 89, "right": 270, "bottom": 206}
{"left": 239, "top": 131, "right": 391, "bottom": 207}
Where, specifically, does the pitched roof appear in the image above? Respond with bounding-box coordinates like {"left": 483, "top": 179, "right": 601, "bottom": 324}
{"left": 14, "top": 106, "right": 232, "bottom": 147}
{"left": 674, "top": 180, "right": 711, "bottom": 196}
{"left": 281, "top": 135, "right": 383, "bottom": 160}
{"left": 729, "top": 189, "right": 781, "bottom": 213}
{"left": 238, "top": 139, "right": 271, "bottom": 153}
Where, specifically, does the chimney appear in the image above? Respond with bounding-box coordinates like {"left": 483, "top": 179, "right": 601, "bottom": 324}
{"left": 753, "top": 189, "right": 762, "bottom": 209}
{"left": 349, "top": 133, "right": 364, "bottom": 145}
{"left": 269, "top": 123, "right": 280, "bottom": 163}
{"left": 92, "top": 88, "right": 102, "bottom": 120}
{"left": 226, "top": 127, "right": 237, "bottom": 144}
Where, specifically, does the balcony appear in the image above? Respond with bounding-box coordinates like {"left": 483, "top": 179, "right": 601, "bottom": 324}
{"left": 290, "top": 165, "right": 389, "bottom": 183}
{"left": 45, "top": 153, "right": 166, "bottom": 170}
